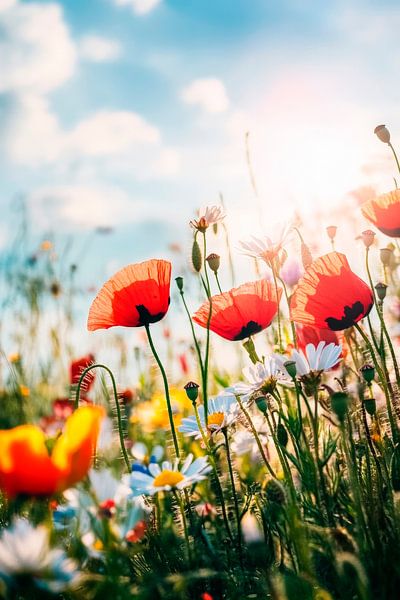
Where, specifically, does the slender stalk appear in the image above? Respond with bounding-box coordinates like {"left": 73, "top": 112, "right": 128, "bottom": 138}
{"left": 271, "top": 266, "right": 282, "bottom": 351}
{"left": 223, "top": 428, "right": 244, "bottom": 567}
{"left": 202, "top": 231, "right": 212, "bottom": 426}
{"left": 177, "top": 286, "right": 204, "bottom": 379}
{"left": 235, "top": 395, "right": 276, "bottom": 477}
{"left": 215, "top": 272, "right": 223, "bottom": 294}
{"left": 74, "top": 363, "right": 130, "bottom": 471}
{"left": 174, "top": 490, "right": 192, "bottom": 563}
{"left": 389, "top": 142, "right": 400, "bottom": 175}
{"left": 144, "top": 324, "right": 180, "bottom": 457}
{"left": 277, "top": 274, "right": 297, "bottom": 348}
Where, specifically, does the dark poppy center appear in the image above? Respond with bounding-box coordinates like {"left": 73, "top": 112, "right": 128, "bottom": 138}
{"left": 325, "top": 301, "right": 371, "bottom": 331}
{"left": 233, "top": 320, "right": 263, "bottom": 341}
{"left": 136, "top": 304, "right": 166, "bottom": 326}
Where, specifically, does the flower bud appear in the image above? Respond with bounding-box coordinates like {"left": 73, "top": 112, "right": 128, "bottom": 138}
{"left": 301, "top": 241, "right": 313, "bottom": 269}
{"left": 361, "top": 229, "right": 375, "bottom": 248}
{"left": 364, "top": 398, "right": 376, "bottom": 416}
{"left": 380, "top": 247, "right": 393, "bottom": 267}
{"left": 255, "top": 395, "right": 268, "bottom": 414}
{"left": 374, "top": 124, "right": 390, "bottom": 144}
{"left": 331, "top": 391, "right": 349, "bottom": 422}
{"left": 191, "top": 238, "right": 202, "bottom": 272}
{"left": 360, "top": 364, "right": 375, "bottom": 383}
{"left": 184, "top": 381, "right": 200, "bottom": 402}
{"left": 206, "top": 253, "right": 220, "bottom": 273}
{"left": 276, "top": 423, "right": 288, "bottom": 447}
{"left": 265, "top": 478, "right": 286, "bottom": 504}
{"left": 326, "top": 225, "right": 337, "bottom": 241}
{"left": 375, "top": 282, "right": 388, "bottom": 302}
{"left": 284, "top": 360, "right": 297, "bottom": 379}
{"left": 175, "top": 276, "right": 184, "bottom": 292}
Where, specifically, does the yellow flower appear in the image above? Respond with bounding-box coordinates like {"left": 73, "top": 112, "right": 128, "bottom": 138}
{"left": 8, "top": 353, "right": 20, "bottom": 364}
{"left": 40, "top": 240, "right": 53, "bottom": 251}
{"left": 131, "top": 387, "right": 192, "bottom": 433}
{"left": 19, "top": 385, "right": 30, "bottom": 398}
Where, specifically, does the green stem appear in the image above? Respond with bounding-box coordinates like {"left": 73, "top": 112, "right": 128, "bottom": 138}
{"left": 389, "top": 142, "right": 400, "bottom": 175}
{"left": 174, "top": 490, "right": 192, "bottom": 563}
{"left": 235, "top": 394, "right": 276, "bottom": 477}
{"left": 215, "top": 272, "right": 223, "bottom": 294}
{"left": 144, "top": 324, "right": 180, "bottom": 457}
{"left": 178, "top": 287, "right": 204, "bottom": 381}
{"left": 223, "top": 428, "right": 244, "bottom": 567}
{"left": 74, "top": 363, "right": 130, "bottom": 472}
{"left": 271, "top": 266, "right": 282, "bottom": 351}
{"left": 202, "top": 231, "right": 212, "bottom": 426}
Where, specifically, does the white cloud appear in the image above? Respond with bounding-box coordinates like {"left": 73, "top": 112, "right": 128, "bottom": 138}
{"left": 113, "top": 0, "right": 161, "bottom": 16}
{"left": 79, "top": 35, "right": 122, "bottom": 62}
{"left": 0, "top": 0, "right": 76, "bottom": 94}
{"left": 181, "top": 78, "right": 229, "bottom": 113}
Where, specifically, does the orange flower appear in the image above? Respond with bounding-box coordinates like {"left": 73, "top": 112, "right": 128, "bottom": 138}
{"left": 87, "top": 259, "right": 171, "bottom": 331}
{"left": 193, "top": 280, "right": 282, "bottom": 341}
{"left": 290, "top": 252, "right": 373, "bottom": 331}
{"left": 361, "top": 189, "right": 400, "bottom": 238}
{"left": 0, "top": 406, "right": 104, "bottom": 498}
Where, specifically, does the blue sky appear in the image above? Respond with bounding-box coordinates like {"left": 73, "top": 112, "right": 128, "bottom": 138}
{"left": 1, "top": 0, "right": 400, "bottom": 290}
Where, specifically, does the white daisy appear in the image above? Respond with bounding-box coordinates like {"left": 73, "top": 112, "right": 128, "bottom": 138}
{"left": 238, "top": 222, "right": 292, "bottom": 264}
{"left": 228, "top": 357, "right": 289, "bottom": 400}
{"left": 0, "top": 519, "right": 79, "bottom": 592}
{"left": 130, "top": 454, "right": 211, "bottom": 496}
{"left": 179, "top": 393, "right": 240, "bottom": 439}
{"left": 230, "top": 414, "right": 270, "bottom": 461}
{"left": 275, "top": 342, "right": 342, "bottom": 377}
{"left": 190, "top": 204, "right": 226, "bottom": 231}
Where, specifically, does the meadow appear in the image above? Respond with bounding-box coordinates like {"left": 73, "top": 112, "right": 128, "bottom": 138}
{"left": 0, "top": 124, "right": 399, "bottom": 599}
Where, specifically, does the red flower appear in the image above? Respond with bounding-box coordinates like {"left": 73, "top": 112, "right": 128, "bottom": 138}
{"left": 296, "top": 324, "right": 347, "bottom": 364}
{"left": 290, "top": 252, "right": 373, "bottom": 331}
{"left": 70, "top": 354, "right": 95, "bottom": 391}
{"left": 193, "top": 280, "right": 282, "bottom": 341}
{"left": 361, "top": 189, "right": 400, "bottom": 237}
{"left": 87, "top": 259, "right": 171, "bottom": 331}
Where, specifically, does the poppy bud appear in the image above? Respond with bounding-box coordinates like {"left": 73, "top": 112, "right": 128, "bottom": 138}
{"left": 265, "top": 478, "right": 286, "bottom": 504}
{"left": 255, "top": 395, "right": 268, "bottom": 414}
{"left": 375, "top": 282, "right": 388, "bottom": 302}
{"left": 284, "top": 360, "right": 297, "bottom": 379}
{"left": 326, "top": 226, "right": 337, "bottom": 241}
{"left": 301, "top": 241, "right": 313, "bottom": 269}
{"left": 380, "top": 247, "right": 393, "bottom": 267}
{"left": 374, "top": 124, "right": 390, "bottom": 144}
{"left": 364, "top": 398, "right": 376, "bottom": 416}
{"left": 276, "top": 423, "right": 288, "bottom": 447}
{"left": 175, "top": 276, "right": 184, "bottom": 291}
{"left": 361, "top": 230, "right": 375, "bottom": 248}
{"left": 192, "top": 238, "right": 202, "bottom": 272}
{"left": 184, "top": 381, "right": 200, "bottom": 402}
{"left": 331, "top": 391, "right": 349, "bottom": 422}
{"left": 206, "top": 253, "right": 220, "bottom": 273}
{"left": 360, "top": 364, "right": 375, "bottom": 383}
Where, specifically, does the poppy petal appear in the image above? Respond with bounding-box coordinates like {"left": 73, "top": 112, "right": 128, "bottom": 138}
{"left": 290, "top": 252, "right": 373, "bottom": 331}
{"left": 87, "top": 259, "right": 171, "bottom": 330}
{"left": 361, "top": 190, "right": 400, "bottom": 237}
{"left": 193, "top": 280, "right": 282, "bottom": 341}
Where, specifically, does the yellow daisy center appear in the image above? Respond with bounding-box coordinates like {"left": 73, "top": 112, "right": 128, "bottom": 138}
{"left": 207, "top": 412, "right": 225, "bottom": 428}
{"left": 153, "top": 470, "right": 185, "bottom": 488}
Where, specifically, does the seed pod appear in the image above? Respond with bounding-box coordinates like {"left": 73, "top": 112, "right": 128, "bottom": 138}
{"left": 326, "top": 225, "right": 337, "bottom": 241}
{"left": 331, "top": 391, "right": 349, "bottom": 422}
{"left": 284, "top": 360, "right": 297, "bottom": 379}
{"left": 374, "top": 124, "right": 390, "bottom": 144}
{"left": 191, "top": 238, "right": 202, "bottom": 272}
{"left": 255, "top": 396, "right": 268, "bottom": 414}
{"left": 364, "top": 398, "right": 376, "bottom": 416}
{"left": 184, "top": 381, "right": 200, "bottom": 402}
{"left": 375, "top": 282, "right": 388, "bottom": 302}
{"left": 206, "top": 253, "right": 220, "bottom": 273}
{"left": 276, "top": 423, "right": 288, "bottom": 447}
{"left": 361, "top": 229, "right": 375, "bottom": 248}
{"left": 175, "top": 276, "right": 184, "bottom": 291}
{"left": 360, "top": 364, "right": 375, "bottom": 383}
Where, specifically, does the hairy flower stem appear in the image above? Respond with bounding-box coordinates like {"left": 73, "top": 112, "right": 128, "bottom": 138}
{"left": 365, "top": 248, "right": 400, "bottom": 386}
{"left": 144, "top": 324, "right": 180, "bottom": 458}
{"left": 202, "top": 231, "right": 212, "bottom": 426}
{"left": 389, "top": 142, "right": 400, "bottom": 175}
{"left": 74, "top": 363, "right": 130, "bottom": 471}
{"left": 277, "top": 275, "right": 297, "bottom": 348}
{"left": 271, "top": 266, "right": 283, "bottom": 351}
{"left": 192, "top": 403, "right": 232, "bottom": 540}
{"left": 173, "top": 490, "right": 192, "bottom": 563}
{"left": 177, "top": 287, "right": 204, "bottom": 382}
{"left": 214, "top": 272, "right": 223, "bottom": 294}
{"left": 354, "top": 323, "right": 398, "bottom": 442}
{"left": 235, "top": 395, "right": 276, "bottom": 477}
{"left": 223, "top": 428, "right": 244, "bottom": 568}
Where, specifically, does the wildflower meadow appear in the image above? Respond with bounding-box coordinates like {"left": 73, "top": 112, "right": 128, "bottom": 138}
{"left": 0, "top": 121, "right": 399, "bottom": 600}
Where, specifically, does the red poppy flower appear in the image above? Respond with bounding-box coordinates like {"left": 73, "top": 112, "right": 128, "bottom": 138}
{"left": 193, "top": 280, "right": 282, "bottom": 341}
{"left": 70, "top": 354, "right": 95, "bottom": 391}
{"left": 361, "top": 189, "right": 400, "bottom": 237}
{"left": 87, "top": 259, "right": 171, "bottom": 331}
{"left": 290, "top": 252, "right": 373, "bottom": 331}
